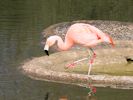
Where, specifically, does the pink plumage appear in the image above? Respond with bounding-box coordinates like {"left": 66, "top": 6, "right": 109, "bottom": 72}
{"left": 44, "top": 23, "right": 114, "bottom": 53}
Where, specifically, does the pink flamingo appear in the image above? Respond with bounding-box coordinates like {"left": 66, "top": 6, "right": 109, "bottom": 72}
{"left": 44, "top": 23, "right": 114, "bottom": 73}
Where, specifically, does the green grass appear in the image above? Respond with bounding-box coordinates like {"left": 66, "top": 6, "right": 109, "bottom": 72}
{"left": 67, "top": 63, "right": 133, "bottom": 76}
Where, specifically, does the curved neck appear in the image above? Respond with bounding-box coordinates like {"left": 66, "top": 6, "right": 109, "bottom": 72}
{"left": 54, "top": 35, "right": 73, "bottom": 50}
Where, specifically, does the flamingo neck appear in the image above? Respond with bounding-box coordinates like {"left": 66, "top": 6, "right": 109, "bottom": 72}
{"left": 54, "top": 35, "right": 73, "bottom": 51}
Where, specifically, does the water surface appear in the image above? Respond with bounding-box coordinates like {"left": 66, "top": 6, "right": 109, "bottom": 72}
{"left": 0, "top": 0, "right": 133, "bottom": 100}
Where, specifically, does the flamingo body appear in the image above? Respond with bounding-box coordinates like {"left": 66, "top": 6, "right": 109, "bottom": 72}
{"left": 44, "top": 23, "right": 114, "bottom": 53}
{"left": 66, "top": 23, "right": 101, "bottom": 46}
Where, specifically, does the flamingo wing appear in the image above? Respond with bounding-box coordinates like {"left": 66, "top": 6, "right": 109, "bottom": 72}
{"left": 66, "top": 23, "right": 99, "bottom": 45}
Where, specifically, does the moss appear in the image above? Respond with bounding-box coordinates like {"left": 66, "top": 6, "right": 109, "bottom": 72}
{"left": 69, "top": 63, "right": 133, "bottom": 76}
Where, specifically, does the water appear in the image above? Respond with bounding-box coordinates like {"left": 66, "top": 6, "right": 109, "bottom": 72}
{"left": 0, "top": 0, "right": 133, "bottom": 100}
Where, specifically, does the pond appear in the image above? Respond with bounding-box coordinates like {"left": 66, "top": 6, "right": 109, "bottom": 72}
{"left": 0, "top": 0, "right": 133, "bottom": 100}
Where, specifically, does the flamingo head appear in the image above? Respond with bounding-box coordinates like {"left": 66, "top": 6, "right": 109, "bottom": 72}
{"left": 44, "top": 36, "right": 57, "bottom": 56}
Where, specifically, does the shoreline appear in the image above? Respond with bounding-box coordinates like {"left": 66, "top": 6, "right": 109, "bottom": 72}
{"left": 22, "top": 60, "right": 133, "bottom": 89}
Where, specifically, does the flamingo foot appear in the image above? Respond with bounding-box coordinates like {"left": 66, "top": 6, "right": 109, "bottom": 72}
{"left": 65, "top": 62, "right": 76, "bottom": 69}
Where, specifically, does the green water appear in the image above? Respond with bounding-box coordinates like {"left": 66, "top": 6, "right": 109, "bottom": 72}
{"left": 0, "top": 0, "right": 133, "bottom": 100}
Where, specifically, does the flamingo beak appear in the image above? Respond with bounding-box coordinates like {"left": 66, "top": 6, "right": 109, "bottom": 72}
{"left": 44, "top": 44, "right": 49, "bottom": 56}
{"left": 45, "top": 50, "right": 49, "bottom": 56}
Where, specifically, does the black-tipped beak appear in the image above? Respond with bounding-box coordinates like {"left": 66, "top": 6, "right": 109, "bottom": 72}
{"left": 45, "top": 50, "right": 49, "bottom": 56}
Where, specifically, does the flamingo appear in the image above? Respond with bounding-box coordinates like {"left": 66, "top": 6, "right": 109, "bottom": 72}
{"left": 44, "top": 23, "right": 114, "bottom": 73}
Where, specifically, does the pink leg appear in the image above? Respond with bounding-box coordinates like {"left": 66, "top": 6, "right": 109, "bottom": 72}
{"left": 65, "top": 57, "right": 89, "bottom": 68}
{"left": 87, "top": 48, "right": 97, "bottom": 95}
{"left": 88, "top": 48, "right": 96, "bottom": 75}
{"left": 65, "top": 48, "right": 96, "bottom": 69}
{"left": 89, "top": 48, "right": 96, "bottom": 64}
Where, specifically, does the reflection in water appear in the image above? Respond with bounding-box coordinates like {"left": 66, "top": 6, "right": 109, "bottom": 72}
{"left": 87, "top": 95, "right": 97, "bottom": 100}
{"left": 44, "top": 92, "right": 50, "bottom": 100}
{"left": 0, "top": 0, "right": 133, "bottom": 100}
{"left": 59, "top": 96, "right": 68, "bottom": 100}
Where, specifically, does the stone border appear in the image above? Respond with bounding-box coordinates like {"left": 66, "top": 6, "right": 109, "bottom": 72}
{"left": 22, "top": 63, "right": 133, "bottom": 89}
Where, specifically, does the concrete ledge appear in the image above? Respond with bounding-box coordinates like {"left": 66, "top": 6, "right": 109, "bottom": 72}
{"left": 22, "top": 60, "right": 133, "bottom": 89}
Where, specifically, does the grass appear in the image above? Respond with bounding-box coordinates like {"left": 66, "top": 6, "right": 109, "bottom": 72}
{"left": 67, "top": 63, "right": 133, "bottom": 76}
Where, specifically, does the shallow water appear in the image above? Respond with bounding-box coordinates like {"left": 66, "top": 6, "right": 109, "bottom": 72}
{"left": 0, "top": 0, "right": 133, "bottom": 100}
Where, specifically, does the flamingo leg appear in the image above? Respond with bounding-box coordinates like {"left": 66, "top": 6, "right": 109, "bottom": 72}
{"left": 88, "top": 48, "right": 96, "bottom": 75}
{"left": 65, "top": 48, "right": 96, "bottom": 70}
{"left": 65, "top": 58, "right": 88, "bottom": 69}
{"left": 87, "top": 48, "right": 97, "bottom": 95}
{"left": 65, "top": 55, "right": 90, "bottom": 68}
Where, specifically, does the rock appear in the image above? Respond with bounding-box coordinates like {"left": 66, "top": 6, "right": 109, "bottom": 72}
{"left": 22, "top": 20, "right": 133, "bottom": 89}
